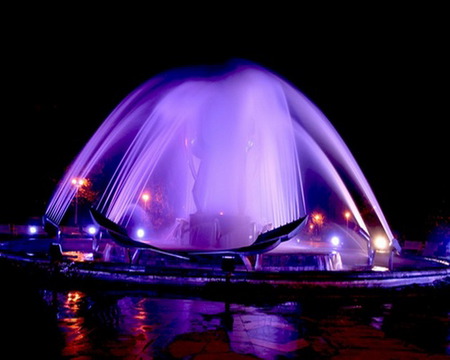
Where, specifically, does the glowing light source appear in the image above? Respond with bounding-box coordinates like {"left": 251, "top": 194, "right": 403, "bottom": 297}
{"left": 344, "top": 211, "right": 351, "bottom": 228}
{"left": 71, "top": 177, "right": 86, "bottom": 226}
{"left": 141, "top": 193, "right": 150, "bottom": 210}
{"left": 311, "top": 212, "right": 324, "bottom": 227}
{"left": 373, "top": 235, "right": 390, "bottom": 251}
{"left": 136, "top": 228, "right": 145, "bottom": 238}
{"left": 29, "top": 225, "right": 37, "bottom": 235}
{"left": 71, "top": 178, "right": 85, "bottom": 187}
{"left": 44, "top": 60, "right": 395, "bottom": 263}
{"left": 331, "top": 236, "right": 340, "bottom": 247}
{"left": 372, "top": 265, "right": 389, "bottom": 272}
{"left": 87, "top": 226, "right": 97, "bottom": 235}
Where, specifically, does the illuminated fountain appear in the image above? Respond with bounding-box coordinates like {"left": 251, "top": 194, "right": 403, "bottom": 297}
{"left": 45, "top": 60, "right": 396, "bottom": 270}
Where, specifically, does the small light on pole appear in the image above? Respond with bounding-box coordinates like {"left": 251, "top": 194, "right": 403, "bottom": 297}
{"left": 344, "top": 211, "right": 351, "bottom": 228}
{"left": 72, "top": 178, "right": 85, "bottom": 226}
{"left": 313, "top": 213, "right": 324, "bottom": 225}
{"left": 142, "top": 193, "right": 150, "bottom": 209}
{"left": 311, "top": 212, "right": 324, "bottom": 237}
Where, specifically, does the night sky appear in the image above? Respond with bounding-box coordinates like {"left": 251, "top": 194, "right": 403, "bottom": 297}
{"left": 1, "top": 6, "right": 448, "bottom": 240}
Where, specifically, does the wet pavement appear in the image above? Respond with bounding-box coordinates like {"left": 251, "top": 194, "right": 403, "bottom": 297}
{"left": 0, "top": 269, "right": 449, "bottom": 359}
{"left": 0, "top": 236, "right": 449, "bottom": 359}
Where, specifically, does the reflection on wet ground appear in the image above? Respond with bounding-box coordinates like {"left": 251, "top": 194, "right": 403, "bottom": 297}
{"left": 1, "top": 274, "right": 449, "bottom": 359}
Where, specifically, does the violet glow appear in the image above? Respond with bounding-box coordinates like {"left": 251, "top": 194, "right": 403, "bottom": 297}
{"left": 45, "top": 60, "right": 393, "bottom": 259}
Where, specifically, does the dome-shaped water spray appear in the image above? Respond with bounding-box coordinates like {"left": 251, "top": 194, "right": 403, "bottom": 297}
{"left": 45, "top": 60, "right": 394, "bottom": 268}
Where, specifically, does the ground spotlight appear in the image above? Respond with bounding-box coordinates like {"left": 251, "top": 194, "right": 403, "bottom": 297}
{"left": 373, "top": 235, "right": 390, "bottom": 251}
{"left": 87, "top": 226, "right": 98, "bottom": 235}
{"left": 29, "top": 225, "right": 38, "bottom": 235}
{"left": 331, "top": 236, "right": 340, "bottom": 247}
{"left": 136, "top": 228, "right": 145, "bottom": 238}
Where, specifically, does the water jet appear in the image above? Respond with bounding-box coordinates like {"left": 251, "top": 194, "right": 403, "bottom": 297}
{"left": 42, "top": 59, "right": 399, "bottom": 270}
{"left": 2, "top": 59, "right": 447, "bottom": 289}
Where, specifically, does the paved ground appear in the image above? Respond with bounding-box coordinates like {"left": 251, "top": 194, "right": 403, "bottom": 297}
{"left": 1, "top": 288, "right": 446, "bottom": 359}
{"left": 0, "top": 236, "right": 449, "bottom": 359}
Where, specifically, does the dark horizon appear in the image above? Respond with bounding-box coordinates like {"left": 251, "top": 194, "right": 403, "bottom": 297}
{"left": 1, "top": 7, "right": 448, "bottom": 241}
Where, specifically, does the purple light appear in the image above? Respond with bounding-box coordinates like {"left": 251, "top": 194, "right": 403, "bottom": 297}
{"left": 45, "top": 60, "right": 394, "bottom": 263}
{"left": 331, "top": 236, "right": 340, "bottom": 247}
{"left": 136, "top": 228, "right": 145, "bottom": 238}
{"left": 87, "top": 226, "right": 97, "bottom": 235}
{"left": 29, "top": 225, "right": 38, "bottom": 235}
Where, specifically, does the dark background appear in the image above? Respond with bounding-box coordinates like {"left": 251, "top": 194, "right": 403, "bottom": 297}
{"left": 1, "top": 5, "right": 448, "bottom": 240}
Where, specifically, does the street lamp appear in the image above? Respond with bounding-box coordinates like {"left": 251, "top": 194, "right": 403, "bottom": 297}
{"left": 311, "top": 212, "right": 324, "bottom": 237}
{"left": 312, "top": 212, "right": 324, "bottom": 226}
{"left": 71, "top": 178, "right": 85, "bottom": 226}
{"left": 142, "top": 193, "right": 150, "bottom": 209}
{"left": 344, "top": 211, "right": 351, "bottom": 228}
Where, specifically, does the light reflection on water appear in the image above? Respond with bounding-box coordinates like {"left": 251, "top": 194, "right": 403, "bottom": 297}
{"left": 32, "top": 288, "right": 450, "bottom": 359}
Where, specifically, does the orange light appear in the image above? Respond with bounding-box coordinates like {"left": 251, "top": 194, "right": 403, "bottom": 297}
{"left": 344, "top": 211, "right": 351, "bottom": 219}
{"left": 312, "top": 212, "right": 324, "bottom": 223}
{"left": 71, "top": 178, "right": 86, "bottom": 187}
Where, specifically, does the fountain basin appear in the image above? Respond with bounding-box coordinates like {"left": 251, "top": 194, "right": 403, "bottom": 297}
{"left": 1, "top": 237, "right": 448, "bottom": 291}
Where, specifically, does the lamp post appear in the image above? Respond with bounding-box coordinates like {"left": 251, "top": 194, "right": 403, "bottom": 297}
{"left": 312, "top": 212, "right": 324, "bottom": 237}
{"left": 72, "top": 178, "right": 85, "bottom": 226}
{"left": 344, "top": 211, "right": 351, "bottom": 228}
{"left": 142, "top": 193, "right": 150, "bottom": 210}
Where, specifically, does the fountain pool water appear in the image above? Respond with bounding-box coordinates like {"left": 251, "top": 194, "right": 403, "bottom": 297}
{"left": 45, "top": 60, "right": 394, "bottom": 269}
